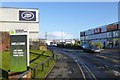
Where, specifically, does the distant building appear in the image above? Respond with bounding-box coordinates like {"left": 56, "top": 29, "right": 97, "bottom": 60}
{"left": 65, "top": 39, "right": 75, "bottom": 44}
{"left": 80, "top": 22, "right": 120, "bottom": 48}
{"left": 51, "top": 39, "right": 75, "bottom": 45}
{"left": 46, "top": 40, "right": 52, "bottom": 45}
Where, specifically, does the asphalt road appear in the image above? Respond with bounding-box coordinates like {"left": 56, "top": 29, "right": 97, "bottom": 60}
{"left": 47, "top": 47, "right": 120, "bottom": 80}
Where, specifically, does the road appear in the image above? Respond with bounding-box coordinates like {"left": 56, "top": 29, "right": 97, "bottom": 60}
{"left": 48, "top": 47, "right": 120, "bottom": 80}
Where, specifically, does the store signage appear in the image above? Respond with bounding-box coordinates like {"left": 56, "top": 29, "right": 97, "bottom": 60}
{"left": 10, "top": 29, "right": 27, "bottom": 72}
{"left": 107, "top": 24, "right": 118, "bottom": 31}
{"left": 94, "top": 28, "right": 101, "bottom": 34}
{"left": 19, "top": 11, "right": 36, "bottom": 21}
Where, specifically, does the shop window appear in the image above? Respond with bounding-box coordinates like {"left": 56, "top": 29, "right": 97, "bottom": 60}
{"left": 107, "top": 32, "right": 112, "bottom": 38}
{"left": 113, "top": 31, "right": 119, "bottom": 37}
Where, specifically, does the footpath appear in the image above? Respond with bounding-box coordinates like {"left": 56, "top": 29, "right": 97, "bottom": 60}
{"left": 46, "top": 52, "right": 83, "bottom": 79}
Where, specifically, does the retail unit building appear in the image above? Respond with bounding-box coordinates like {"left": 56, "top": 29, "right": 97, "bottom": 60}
{"left": 80, "top": 22, "right": 120, "bottom": 48}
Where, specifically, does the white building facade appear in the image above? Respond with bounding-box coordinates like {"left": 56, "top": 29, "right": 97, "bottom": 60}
{"left": 0, "top": 7, "right": 39, "bottom": 41}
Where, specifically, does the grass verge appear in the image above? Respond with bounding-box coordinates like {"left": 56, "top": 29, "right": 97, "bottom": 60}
{"left": 1, "top": 49, "right": 56, "bottom": 79}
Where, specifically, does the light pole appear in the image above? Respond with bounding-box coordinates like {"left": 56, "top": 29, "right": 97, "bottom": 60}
{"left": 45, "top": 32, "right": 47, "bottom": 41}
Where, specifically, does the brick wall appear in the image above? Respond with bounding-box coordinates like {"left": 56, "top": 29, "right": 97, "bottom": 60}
{"left": 0, "top": 32, "right": 10, "bottom": 52}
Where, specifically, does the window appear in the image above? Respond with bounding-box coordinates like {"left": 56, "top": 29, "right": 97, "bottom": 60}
{"left": 113, "top": 31, "right": 119, "bottom": 37}
{"left": 107, "top": 32, "right": 112, "bottom": 38}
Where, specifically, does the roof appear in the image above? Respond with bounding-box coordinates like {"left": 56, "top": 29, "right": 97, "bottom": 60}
{"left": 0, "top": 7, "right": 38, "bottom": 10}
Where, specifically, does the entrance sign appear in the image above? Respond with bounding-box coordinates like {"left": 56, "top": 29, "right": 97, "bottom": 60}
{"left": 10, "top": 29, "right": 27, "bottom": 72}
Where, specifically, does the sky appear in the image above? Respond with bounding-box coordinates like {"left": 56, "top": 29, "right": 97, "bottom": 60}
{"left": 1, "top": 2, "right": 118, "bottom": 40}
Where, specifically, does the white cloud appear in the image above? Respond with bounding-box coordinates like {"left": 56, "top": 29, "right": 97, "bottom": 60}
{"left": 39, "top": 31, "right": 74, "bottom": 40}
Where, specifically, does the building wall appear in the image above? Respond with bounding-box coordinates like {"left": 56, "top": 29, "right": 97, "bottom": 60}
{"left": 0, "top": 32, "right": 10, "bottom": 51}
{"left": 80, "top": 22, "right": 120, "bottom": 48}
{"left": 0, "top": 8, "right": 39, "bottom": 22}
{"left": 0, "top": 7, "right": 39, "bottom": 40}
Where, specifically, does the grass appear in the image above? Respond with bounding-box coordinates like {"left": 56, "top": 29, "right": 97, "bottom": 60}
{"left": 0, "top": 51, "right": 10, "bottom": 71}
{"left": 30, "top": 49, "right": 56, "bottom": 78}
{"left": 30, "top": 50, "right": 52, "bottom": 68}
{"left": 1, "top": 49, "right": 56, "bottom": 79}
{"left": 36, "top": 60, "right": 55, "bottom": 78}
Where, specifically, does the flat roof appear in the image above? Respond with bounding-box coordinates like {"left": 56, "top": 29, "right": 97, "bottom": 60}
{"left": 0, "top": 7, "right": 38, "bottom": 10}
{"left": 80, "top": 22, "right": 118, "bottom": 32}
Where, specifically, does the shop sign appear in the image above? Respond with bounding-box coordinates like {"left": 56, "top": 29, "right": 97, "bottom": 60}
{"left": 94, "top": 28, "right": 101, "bottom": 34}
{"left": 107, "top": 24, "right": 118, "bottom": 31}
{"left": 19, "top": 11, "right": 36, "bottom": 21}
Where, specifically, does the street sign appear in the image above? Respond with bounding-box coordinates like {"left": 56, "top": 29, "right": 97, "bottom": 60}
{"left": 10, "top": 29, "right": 27, "bottom": 72}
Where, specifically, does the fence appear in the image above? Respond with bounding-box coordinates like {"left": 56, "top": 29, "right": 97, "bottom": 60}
{"left": 15, "top": 49, "right": 58, "bottom": 79}
{"left": 30, "top": 49, "right": 58, "bottom": 79}
{"left": 16, "top": 69, "right": 31, "bottom": 79}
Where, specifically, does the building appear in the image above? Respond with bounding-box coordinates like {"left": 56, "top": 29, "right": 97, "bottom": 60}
{"left": 0, "top": 7, "right": 39, "bottom": 51}
{"left": 80, "top": 22, "right": 120, "bottom": 48}
{"left": 51, "top": 39, "right": 76, "bottom": 45}
{"left": 0, "top": 7, "right": 39, "bottom": 41}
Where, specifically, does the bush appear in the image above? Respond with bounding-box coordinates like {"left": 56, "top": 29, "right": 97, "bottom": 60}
{"left": 93, "top": 42, "right": 103, "bottom": 49}
{"left": 65, "top": 43, "right": 73, "bottom": 48}
{"left": 57, "top": 43, "right": 64, "bottom": 47}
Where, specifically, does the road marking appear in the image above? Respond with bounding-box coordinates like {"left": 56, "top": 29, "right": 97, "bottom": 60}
{"left": 96, "top": 55, "right": 107, "bottom": 59}
{"left": 96, "top": 55, "right": 120, "bottom": 64}
{"left": 105, "top": 65, "right": 108, "bottom": 68}
{"left": 112, "top": 70, "right": 120, "bottom": 76}
{"left": 75, "top": 60, "right": 98, "bottom": 80}
{"left": 75, "top": 60, "right": 86, "bottom": 80}
{"left": 112, "top": 60, "right": 119, "bottom": 63}
{"left": 84, "top": 65, "right": 97, "bottom": 80}
{"left": 60, "top": 49, "right": 97, "bottom": 80}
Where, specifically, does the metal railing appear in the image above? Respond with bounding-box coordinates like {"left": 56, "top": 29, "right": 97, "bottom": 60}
{"left": 13, "top": 49, "right": 58, "bottom": 79}
{"left": 30, "top": 49, "right": 58, "bottom": 79}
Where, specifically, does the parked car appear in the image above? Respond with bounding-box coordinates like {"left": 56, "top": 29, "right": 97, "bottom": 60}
{"left": 83, "top": 44, "right": 101, "bottom": 53}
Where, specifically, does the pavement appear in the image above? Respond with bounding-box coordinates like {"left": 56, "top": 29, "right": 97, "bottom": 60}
{"left": 46, "top": 52, "right": 83, "bottom": 79}
{"left": 101, "top": 49, "right": 120, "bottom": 53}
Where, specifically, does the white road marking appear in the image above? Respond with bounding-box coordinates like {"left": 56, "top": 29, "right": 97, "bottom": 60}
{"left": 112, "top": 70, "right": 120, "bottom": 76}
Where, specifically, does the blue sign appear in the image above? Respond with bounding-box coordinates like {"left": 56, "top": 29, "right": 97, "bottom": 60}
{"left": 19, "top": 11, "right": 36, "bottom": 21}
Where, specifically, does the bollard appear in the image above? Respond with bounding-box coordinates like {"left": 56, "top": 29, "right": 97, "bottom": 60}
{"left": 56, "top": 55, "right": 58, "bottom": 61}
{"left": 33, "top": 68, "right": 36, "bottom": 79}
{"left": 42, "top": 63, "right": 44, "bottom": 71}
{"left": 52, "top": 54, "right": 55, "bottom": 59}
{"left": 47, "top": 60, "right": 49, "bottom": 67}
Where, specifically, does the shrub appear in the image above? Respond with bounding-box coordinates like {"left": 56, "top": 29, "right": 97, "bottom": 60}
{"left": 64, "top": 43, "right": 72, "bottom": 48}
{"left": 57, "top": 43, "right": 64, "bottom": 47}
{"left": 93, "top": 42, "right": 103, "bottom": 49}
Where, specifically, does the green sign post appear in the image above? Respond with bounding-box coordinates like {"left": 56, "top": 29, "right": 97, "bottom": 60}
{"left": 10, "top": 30, "right": 27, "bottom": 72}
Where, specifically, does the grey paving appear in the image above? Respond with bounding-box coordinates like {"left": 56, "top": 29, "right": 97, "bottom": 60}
{"left": 46, "top": 52, "right": 82, "bottom": 79}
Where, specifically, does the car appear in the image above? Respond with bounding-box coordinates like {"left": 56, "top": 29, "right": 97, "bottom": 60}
{"left": 83, "top": 44, "right": 101, "bottom": 53}
{"left": 80, "top": 43, "right": 88, "bottom": 49}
